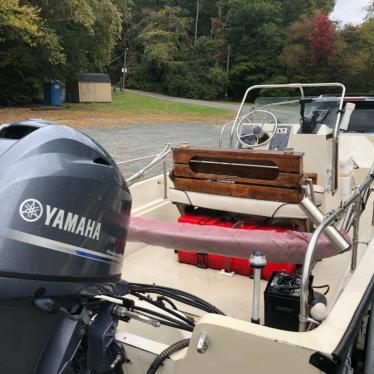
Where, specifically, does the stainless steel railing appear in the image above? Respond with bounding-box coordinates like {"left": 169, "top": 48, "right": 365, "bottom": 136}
{"left": 225, "top": 83, "right": 345, "bottom": 193}
{"left": 119, "top": 144, "right": 172, "bottom": 194}
{"left": 219, "top": 99, "right": 301, "bottom": 148}
{"left": 299, "top": 163, "right": 374, "bottom": 332}
{"left": 219, "top": 114, "right": 249, "bottom": 148}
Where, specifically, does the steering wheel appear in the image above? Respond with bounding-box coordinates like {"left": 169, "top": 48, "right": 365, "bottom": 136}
{"left": 236, "top": 109, "right": 278, "bottom": 148}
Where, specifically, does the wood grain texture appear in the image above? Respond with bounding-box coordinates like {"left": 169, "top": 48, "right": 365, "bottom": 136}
{"left": 174, "top": 177, "right": 301, "bottom": 204}
{"left": 173, "top": 164, "right": 302, "bottom": 188}
{"left": 172, "top": 147, "right": 304, "bottom": 204}
{"left": 172, "top": 147, "right": 304, "bottom": 174}
{"left": 305, "top": 173, "right": 318, "bottom": 184}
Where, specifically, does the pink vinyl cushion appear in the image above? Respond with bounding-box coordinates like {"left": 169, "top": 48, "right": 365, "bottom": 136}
{"left": 128, "top": 217, "right": 351, "bottom": 263}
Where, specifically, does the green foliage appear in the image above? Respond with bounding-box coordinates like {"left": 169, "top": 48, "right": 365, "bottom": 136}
{"left": 2, "top": 0, "right": 374, "bottom": 104}
{"left": 0, "top": 0, "right": 65, "bottom": 103}
{"left": 274, "top": 0, "right": 335, "bottom": 25}
{"left": 140, "top": 7, "right": 191, "bottom": 75}
{"left": 34, "top": 0, "right": 122, "bottom": 73}
{"left": 226, "top": 0, "right": 286, "bottom": 96}
{"left": 161, "top": 36, "right": 226, "bottom": 100}
{"left": 0, "top": 0, "right": 122, "bottom": 104}
{"left": 130, "top": 7, "right": 225, "bottom": 99}
{"left": 336, "top": 19, "right": 374, "bottom": 93}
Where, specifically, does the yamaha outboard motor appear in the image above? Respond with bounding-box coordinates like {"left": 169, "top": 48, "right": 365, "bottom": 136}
{"left": 0, "top": 120, "right": 131, "bottom": 373}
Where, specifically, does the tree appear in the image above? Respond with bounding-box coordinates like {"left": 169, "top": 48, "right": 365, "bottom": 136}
{"left": 32, "top": 0, "right": 122, "bottom": 74}
{"left": 140, "top": 7, "right": 191, "bottom": 77}
{"left": 280, "top": 11, "right": 337, "bottom": 83}
{"left": 365, "top": 0, "right": 374, "bottom": 19}
{"left": 279, "top": 15, "right": 313, "bottom": 79}
{"left": 1, "top": 0, "right": 373, "bottom": 103}
{"left": 164, "top": 36, "right": 226, "bottom": 99}
{"left": 0, "top": 0, "right": 64, "bottom": 103}
{"left": 275, "top": 0, "right": 335, "bottom": 25}
{"left": 336, "top": 19, "right": 374, "bottom": 93}
{"left": 309, "top": 10, "right": 336, "bottom": 60}
{"left": 0, "top": 0, "right": 124, "bottom": 103}
{"left": 226, "top": 0, "right": 286, "bottom": 96}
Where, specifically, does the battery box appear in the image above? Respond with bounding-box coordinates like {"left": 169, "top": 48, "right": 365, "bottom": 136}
{"left": 264, "top": 271, "right": 302, "bottom": 331}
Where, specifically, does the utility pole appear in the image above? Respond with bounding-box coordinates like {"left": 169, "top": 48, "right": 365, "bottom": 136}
{"left": 194, "top": 0, "right": 201, "bottom": 45}
{"left": 225, "top": 45, "right": 231, "bottom": 100}
{"left": 121, "top": 47, "right": 128, "bottom": 91}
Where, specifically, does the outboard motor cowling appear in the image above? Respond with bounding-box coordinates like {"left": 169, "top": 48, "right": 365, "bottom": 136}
{"left": 0, "top": 121, "right": 131, "bottom": 299}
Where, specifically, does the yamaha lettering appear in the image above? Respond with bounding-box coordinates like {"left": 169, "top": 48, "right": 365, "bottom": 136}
{"left": 19, "top": 199, "right": 101, "bottom": 240}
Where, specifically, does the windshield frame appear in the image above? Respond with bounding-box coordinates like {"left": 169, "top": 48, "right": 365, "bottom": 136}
{"left": 230, "top": 83, "right": 346, "bottom": 193}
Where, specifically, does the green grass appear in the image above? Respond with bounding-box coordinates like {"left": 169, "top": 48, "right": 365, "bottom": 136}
{"left": 0, "top": 91, "right": 235, "bottom": 127}
{"left": 70, "top": 91, "right": 233, "bottom": 117}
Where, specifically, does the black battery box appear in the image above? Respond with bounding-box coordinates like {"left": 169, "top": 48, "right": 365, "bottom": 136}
{"left": 264, "top": 271, "right": 302, "bottom": 331}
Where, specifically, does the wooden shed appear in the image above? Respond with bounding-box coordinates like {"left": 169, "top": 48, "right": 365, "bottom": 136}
{"left": 67, "top": 73, "right": 112, "bottom": 103}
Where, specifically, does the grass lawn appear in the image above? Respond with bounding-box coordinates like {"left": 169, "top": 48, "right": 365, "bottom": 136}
{"left": 0, "top": 91, "right": 234, "bottom": 128}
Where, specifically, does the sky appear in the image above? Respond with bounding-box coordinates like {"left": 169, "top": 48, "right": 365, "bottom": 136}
{"left": 331, "top": 0, "right": 371, "bottom": 25}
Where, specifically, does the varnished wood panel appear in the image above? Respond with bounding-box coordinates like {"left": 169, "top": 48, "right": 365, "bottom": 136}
{"left": 305, "top": 173, "right": 318, "bottom": 184}
{"left": 174, "top": 177, "right": 301, "bottom": 204}
{"left": 173, "top": 164, "right": 302, "bottom": 188}
{"left": 173, "top": 147, "right": 304, "bottom": 174}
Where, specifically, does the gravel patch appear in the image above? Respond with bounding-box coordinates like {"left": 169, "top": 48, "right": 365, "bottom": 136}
{"left": 83, "top": 123, "right": 222, "bottom": 178}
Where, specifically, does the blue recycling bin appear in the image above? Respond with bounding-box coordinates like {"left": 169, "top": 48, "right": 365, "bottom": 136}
{"left": 43, "top": 80, "right": 62, "bottom": 106}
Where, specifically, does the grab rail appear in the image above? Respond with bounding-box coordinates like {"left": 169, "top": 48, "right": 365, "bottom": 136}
{"left": 117, "top": 154, "right": 158, "bottom": 165}
{"left": 228, "top": 83, "right": 345, "bottom": 193}
{"left": 299, "top": 163, "right": 374, "bottom": 332}
{"left": 219, "top": 114, "right": 249, "bottom": 148}
{"left": 125, "top": 144, "right": 172, "bottom": 188}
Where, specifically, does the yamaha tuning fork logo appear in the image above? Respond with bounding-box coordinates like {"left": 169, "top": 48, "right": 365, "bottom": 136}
{"left": 18, "top": 198, "right": 102, "bottom": 240}
{"left": 19, "top": 199, "right": 44, "bottom": 222}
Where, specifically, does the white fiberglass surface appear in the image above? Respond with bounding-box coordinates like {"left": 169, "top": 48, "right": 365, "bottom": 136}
{"left": 125, "top": 174, "right": 372, "bottom": 328}
{"left": 123, "top": 243, "right": 267, "bottom": 321}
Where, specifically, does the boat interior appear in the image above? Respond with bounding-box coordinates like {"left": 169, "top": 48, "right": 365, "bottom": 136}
{"left": 116, "top": 84, "right": 374, "bottom": 373}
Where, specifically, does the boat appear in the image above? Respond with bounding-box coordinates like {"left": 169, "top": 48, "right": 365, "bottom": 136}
{"left": 119, "top": 83, "right": 374, "bottom": 373}
{"left": 0, "top": 83, "right": 373, "bottom": 374}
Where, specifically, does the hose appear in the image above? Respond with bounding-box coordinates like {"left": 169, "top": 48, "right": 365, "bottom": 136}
{"left": 147, "top": 338, "right": 190, "bottom": 374}
{"left": 131, "top": 292, "right": 195, "bottom": 326}
{"left": 129, "top": 283, "right": 225, "bottom": 315}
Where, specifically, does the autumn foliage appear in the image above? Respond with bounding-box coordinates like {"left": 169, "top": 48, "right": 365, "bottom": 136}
{"left": 309, "top": 11, "right": 336, "bottom": 59}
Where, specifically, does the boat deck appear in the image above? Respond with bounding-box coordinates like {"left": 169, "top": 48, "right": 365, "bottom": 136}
{"left": 124, "top": 244, "right": 263, "bottom": 320}
{"left": 124, "top": 175, "right": 373, "bottom": 326}
{"left": 122, "top": 243, "right": 356, "bottom": 322}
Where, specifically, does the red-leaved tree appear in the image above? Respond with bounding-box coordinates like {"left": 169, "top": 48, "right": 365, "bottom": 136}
{"left": 309, "top": 11, "right": 336, "bottom": 59}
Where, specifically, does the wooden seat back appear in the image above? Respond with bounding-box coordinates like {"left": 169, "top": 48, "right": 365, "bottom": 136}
{"left": 172, "top": 147, "right": 304, "bottom": 204}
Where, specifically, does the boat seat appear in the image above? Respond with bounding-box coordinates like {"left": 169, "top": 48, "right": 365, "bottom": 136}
{"left": 168, "top": 184, "right": 323, "bottom": 219}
